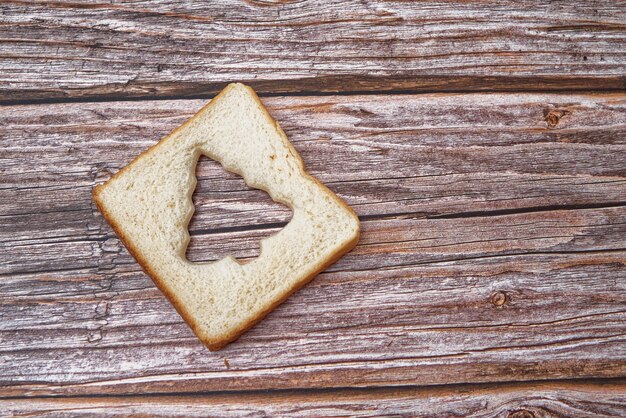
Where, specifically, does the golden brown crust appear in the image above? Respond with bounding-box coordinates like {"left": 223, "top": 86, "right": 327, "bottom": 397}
{"left": 204, "top": 228, "right": 359, "bottom": 350}
{"left": 93, "top": 84, "right": 237, "bottom": 190}
{"left": 93, "top": 187, "right": 204, "bottom": 340}
{"left": 93, "top": 83, "right": 360, "bottom": 351}
{"left": 93, "top": 84, "right": 243, "bottom": 349}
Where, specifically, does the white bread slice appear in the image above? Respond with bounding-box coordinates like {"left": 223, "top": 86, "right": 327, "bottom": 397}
{"left": 93, "top": 83, "right": 360, "bottom": 350}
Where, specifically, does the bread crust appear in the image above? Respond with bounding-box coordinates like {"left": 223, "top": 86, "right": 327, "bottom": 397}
{"left": 93, "top": 83, "right": 360, "bottom": 351}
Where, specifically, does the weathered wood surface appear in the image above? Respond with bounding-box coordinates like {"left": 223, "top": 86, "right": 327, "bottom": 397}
{"left": 3, "top": 252, "right": 626, "bottom": 397}
{"left": 1, "top": 93, "right": 625, "bottom": 396}
{"left": 2, "top": 0, "right": 626, "bottom": 102}
{"left": 3, "top": 381, "right": 626, "bottom": 417}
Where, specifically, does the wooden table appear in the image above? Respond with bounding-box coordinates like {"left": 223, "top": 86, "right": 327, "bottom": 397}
{"left": 2, "top": 1, "right": 626, "bottom": 416}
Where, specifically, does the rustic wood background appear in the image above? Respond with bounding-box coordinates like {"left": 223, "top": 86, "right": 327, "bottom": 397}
{"left": 2, "top": 1, "right": 626, "bottom": 416}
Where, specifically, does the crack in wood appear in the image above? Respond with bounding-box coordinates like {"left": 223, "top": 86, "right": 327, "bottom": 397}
{"left": 3, "top": 76, "right": 626, "bottom": 105}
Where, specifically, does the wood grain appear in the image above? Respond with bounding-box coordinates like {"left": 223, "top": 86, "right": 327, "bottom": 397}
{"left": 3, "top": 381, "right": 626, "bottom": 417}
{"left": 3, "top": 93, "right": 626, "bottom": 271}
{"left": 2, "top": 252, "right": 626, "bottom": 396}
{"left": 3, "top": 93, "right": 625, "bottom": 214}
{"left": 1, "top": 0, "right": 625, "bottom": 102}
{"left": 4, "top": 204, "right": 626, "bottom": 275}
{"left": 1, "top": 93, "right": 625, "bottom": 396}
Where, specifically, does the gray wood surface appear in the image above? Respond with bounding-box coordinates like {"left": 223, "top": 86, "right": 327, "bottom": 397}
{"left": 2, "top": 0, "right": 626, "bottom": 415}
{"left": 2, "top": 94, "right": 625, "bottom": 399}
{"left": 1, "top": 0, "right": 625, "bottom": 101}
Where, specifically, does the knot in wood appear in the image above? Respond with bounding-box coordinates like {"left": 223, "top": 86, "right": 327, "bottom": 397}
{"left": 490, "top": 291, "right": 507, "bottom": 307}
{"left": 545, "top": 111, "right": 560, "bottom": 128}
{"left": 544, "top": 108, "right": 570, "bottom": 129}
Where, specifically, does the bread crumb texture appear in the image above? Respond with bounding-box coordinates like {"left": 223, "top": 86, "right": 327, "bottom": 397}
{"left": 93, "top": 83, "right": 360, "bottom": 350}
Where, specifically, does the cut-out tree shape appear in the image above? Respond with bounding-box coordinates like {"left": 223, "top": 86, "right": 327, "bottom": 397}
{"left": 185, "top": 154, "right": 293, "bottom": 264}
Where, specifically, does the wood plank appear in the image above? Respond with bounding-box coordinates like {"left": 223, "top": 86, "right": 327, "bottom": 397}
{"left": 2, "top": 252, "right": 625, "bottom": 396}
{"left": 4, "top": 204, "right": 626, "bottom": 275}
{"left": 3, "top": 381, "right": 626, "bottom": 417}
{"left": 1, "top": 1, "right": 625, "bottom": 101}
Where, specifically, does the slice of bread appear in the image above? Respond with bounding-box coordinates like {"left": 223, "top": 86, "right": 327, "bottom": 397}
{"left": 93, "top": 83, "right": 360, "bottom": 350}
